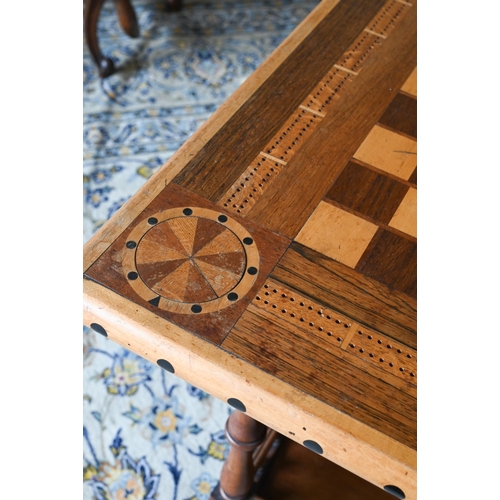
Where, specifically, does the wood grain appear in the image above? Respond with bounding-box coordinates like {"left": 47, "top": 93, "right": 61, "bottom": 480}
{"left": 222, "top": 305, "right": 417, "bottom": 450}
{"left": 353, "top": 125, "right": 417, "bottom": 180}
{"left": 173, "top": 0, "right": 388, "bottom": 202}
{"left": 83, "top": 0, "right": 345, "bottom": 271}
{"left": 271, "top": 242, "right": 417, "bottom": 348}
{"left": 295, "top": 201, "right": 378, "bottom": 268}
{"left": 252, "top": 279, "right": 417, "bottom": 387}
{"left": 256, "top": 437, "right": 398, "bottom": 500}
{"left": 83, "top": 2, "right": 418, "bottom": 497}
{"left": 325, "top": 160, "right": 410, "bottom": 225}
{"left": 389, "top": 187, "right": 417, "bottom": 237}
{"left": 378, "top": 91, "right": 417, "bottom": 139}
{"left": 85, "top": 183, "right": 290, "bottom": 344}
{"left": 246, "top": 3, "right": 416, "bottom": 238}
{"left": 356, "top": 229, "right": 417, "bottom": 299}
{"left": 300, "top": 68, "right": 355, "bottom": 115}
{"left": 84, "top": 278, "right": 417, "bottom": 498}
{"left": 400, "top": 66, "right": 417, "bottom": 96}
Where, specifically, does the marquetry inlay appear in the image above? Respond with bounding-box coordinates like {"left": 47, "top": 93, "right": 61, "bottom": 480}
{"left": 122, "top": 207, "right": 260, "bottom": 314}
{"left": 252, "top": 280, "right": 416, "bottom": 384}
{"left": 217, "top": 0, "right": 413, "bottom": 217}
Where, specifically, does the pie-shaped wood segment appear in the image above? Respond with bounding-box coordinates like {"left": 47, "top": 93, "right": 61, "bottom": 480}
{"left": 121, "top": 206, "right": 260, "bottom": 315}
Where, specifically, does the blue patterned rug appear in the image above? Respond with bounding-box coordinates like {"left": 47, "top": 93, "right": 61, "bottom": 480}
{"left": 83, "top": 0, "right": 318, "bottom": 498}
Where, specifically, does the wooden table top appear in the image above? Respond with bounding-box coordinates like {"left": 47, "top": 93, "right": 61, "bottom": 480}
{"left": 83, "top": 0, "right": 417, "bottom": 497}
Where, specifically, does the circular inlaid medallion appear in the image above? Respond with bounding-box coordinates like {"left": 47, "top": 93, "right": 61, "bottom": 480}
{"left": 122, "top": 207, "right": 259, "bottom": 314}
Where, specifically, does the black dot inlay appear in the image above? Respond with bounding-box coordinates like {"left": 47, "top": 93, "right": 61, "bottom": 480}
{"left": 227, "top": 398, "right": 246, "bottom": 412}
{"left": 191, "top": 304, "right": 202, "bottom": 313}
{"left": 128, "top": 272, "right": 138, "bottom": 280}
{"left": 183, "top": 208, "right": 193, "bottom": 216}
{"left": 157, "top": 359, "right": 175, "bottom": 373}
{"left": 384, "top": 486, "right": 405, "bottom": 499}
{"left": 303, "top": 440, "right": 323, "bottom": 454}
{"left": 228, "top": 292, "right": 238, "bottom": 301}
{"left": 148, "top": 217, "right": 158, "bottom": 225}
{"left": 148, "top": 296, "right": 161, "bottom": 307}
{"left": 90, "top": 323, "right": 107, "bottom": 337}
{"left": 218, "top": 215, "right": 228, "bottom": 223}
{"left": 247, "top": 267, "right": 258, "bottom": 275}
{"left": 243, "top": 237, "right": 253, "bottom": 245}
{"left": 126, "top": 241, "right": 137, "bottom": 249}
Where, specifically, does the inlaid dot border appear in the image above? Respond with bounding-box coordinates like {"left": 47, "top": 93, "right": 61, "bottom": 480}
{"left": 122, "top": 207, "right": 260, "bottom": 314}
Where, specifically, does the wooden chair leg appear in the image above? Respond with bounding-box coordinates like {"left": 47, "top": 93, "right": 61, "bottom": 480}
{"left": 165, "top": 0, "right": 183, "bottom": 12}
{"left": 211, "top": 411, "right": 267, "bottom": 500}
{"left": 84, "top": 0, "right": 115, "bottom": 78}
{"left": 113, "top": 0, "right": 140, "bottom": 38}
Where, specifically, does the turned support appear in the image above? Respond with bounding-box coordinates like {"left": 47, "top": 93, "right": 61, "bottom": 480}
{"left": 212, "top": 410, "right": 267, "bottom": 500}
{"left": 84, "top": 0, "right": 140, "bottom": 78}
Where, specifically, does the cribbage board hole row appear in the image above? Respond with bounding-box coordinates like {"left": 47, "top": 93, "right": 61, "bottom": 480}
{"left": 302, "top": 69, "right": 353, "bottom": 114}
{"left": 348, "top": 330, "right": 416, "bottom": 378}
{"left": 254, "top": 282, "right": 416, "bottom": 382}
{"left": 338, "top": 32, "right": 383, "bottom": 73}
{"left": 217, "top": 0, "right": 412, "bottom": 218}
{"left": 368, "top": 0, "right": 409, "bottom": 36}
{"left": 265, "top": 113, "right": 318, "bottom": 160}
{"left": 224, "top": 158, "right": 280, "bottom": 213}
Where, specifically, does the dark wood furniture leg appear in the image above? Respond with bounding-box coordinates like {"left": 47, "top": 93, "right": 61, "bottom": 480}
{"left": 113, "top": 0, "right": 140, "bottom": 38}
{"left": 165, "top": 0, "right": 183, "bottom": 12}
{"left": 211, "top": 410, "right": 267, "bottom": 500}
{"left": 84, "top": 0, "right": 115, "bottom": 78}
{"left": 84, "top": 0, "right": 140, "bottom": 78}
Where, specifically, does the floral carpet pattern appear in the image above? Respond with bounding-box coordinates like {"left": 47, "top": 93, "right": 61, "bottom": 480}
{"left": 83, "top": 0, "right": 318, "bottom": 498}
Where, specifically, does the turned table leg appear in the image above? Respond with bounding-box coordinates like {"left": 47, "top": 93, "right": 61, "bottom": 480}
{"left": 165, "top": 0, "right": 183, "bottom": 12}
{"left": 84, "top": 0, "right": 140, "bottom": 78}
{"left": 113, "top": 0, "right": 140, "bottom": 38}
{"left": 84, "top": 0, "right": 116, "bottom": 78}
{"left": 211, "top": 410, "right": 267, "bottom": 500}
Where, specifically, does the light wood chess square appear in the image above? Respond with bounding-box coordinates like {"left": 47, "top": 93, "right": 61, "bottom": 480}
{"left": 354, "top": 125, "right": 416, "bottom": 180}
{"left": 401, "top": 66, "right": 417, "bottom": 97}
{"left": 389, "top": 187, "right": 417, "bottom": 238}
{"left": 295, "top": 201, "right": 378, "bottom": 268}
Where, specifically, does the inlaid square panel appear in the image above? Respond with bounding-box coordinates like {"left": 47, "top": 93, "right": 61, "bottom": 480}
{"left": 389, "top": 187, "right": 417, "bottom": 237}
{"left": 85, "top": 183, "right": 290, "bottom": 345}
{"left": 325, "top": 160, "right": 409, "bottom": 225}
{"left": 295, "top": 201, "right": 378, "bottom": 268}
{"left": 378, "top": 92, "right": 417, "bottom": 139}
{"left": 357, "top": 229, "right": 416, "bottom": 298}
{"left": 401, "top": 66, "right": 417, "bottom": 97}
{"left": 353, "top": 125, "right": 417, "bottom": 180}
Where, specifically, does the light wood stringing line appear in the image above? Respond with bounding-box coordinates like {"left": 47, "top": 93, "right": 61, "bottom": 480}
{"left": 367, "top": 0, "right": 411, "bottom": 38}
{"left": 335, "top": 31, "right": 383, "bottom": 74}
{"left": 260, "top": 151, "right": 287, "bottom": 166}
{"left": 364, "top": 28, "right": 387, "bottom": 39}
{"left": 299, "top": 104, "right": 326, "bottom": 117}
{"left": 333, "top": 64, "right": 359, "bottom": 76}
{"left": 340, "top": 323, "right": 360, "bottom": 350}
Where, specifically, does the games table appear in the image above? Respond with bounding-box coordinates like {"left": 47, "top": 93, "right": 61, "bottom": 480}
{"left": 83, "top": 0, "right": 417, "bottom": 497}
